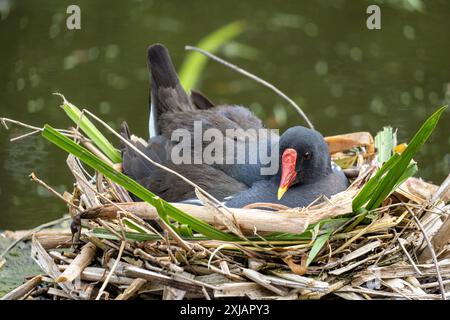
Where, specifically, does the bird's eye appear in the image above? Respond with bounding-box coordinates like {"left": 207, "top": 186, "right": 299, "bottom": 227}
{"left": 303, "top": 152, "right": 311, "bottom": 160}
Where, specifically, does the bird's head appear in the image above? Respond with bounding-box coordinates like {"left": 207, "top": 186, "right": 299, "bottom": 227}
{"left": 277, "top": 126, "right": 331, "bottom": 200}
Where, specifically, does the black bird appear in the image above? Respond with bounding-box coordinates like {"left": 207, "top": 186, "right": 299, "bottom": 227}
{"left": 224, "top": 126, "right": 349, "bottom": 208}
{"left": 121, "top": 44, "right": 348, "bottom": 208}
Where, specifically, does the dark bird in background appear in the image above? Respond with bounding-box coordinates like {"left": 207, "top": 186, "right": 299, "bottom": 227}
{"left": 121, "top": 44, "right": 348, "bottom": 208}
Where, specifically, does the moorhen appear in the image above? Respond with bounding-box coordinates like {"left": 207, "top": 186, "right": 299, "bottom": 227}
{"left": 121, "top": 44, "right": 348, "bottom": 208}
{"left": 224, "top": 126, "right": 349, "bottom": 208}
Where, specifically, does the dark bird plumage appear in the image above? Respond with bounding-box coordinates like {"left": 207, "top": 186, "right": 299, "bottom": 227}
{"left": 121, "top": 123, "right": 248, "bottom": 202}
{"left": 121, "top": 43, "right": 348, "bottom": 207}
{"left": 224, "top": 126, "right": 349, "bottom": 208}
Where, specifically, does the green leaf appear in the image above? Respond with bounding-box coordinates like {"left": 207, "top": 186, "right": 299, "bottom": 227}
{"left": 176, "top": 224, "right": 194, "bottom": 237}
{"left": 91, "top": 228, "right": 306, "bottom": 243}
{"left": 92, "top": 228, "right": 163, "bottom": 242}
{"left": 178, "top": 20, "right": 245, "bottom": 91}
{"left": 307, "top": 229, "right": 333, "bottom": 266}
{"left": 152, "top": 196, "right": 170, "bottom": 226}
{"left": 366, "top": 106, "right": 446, "bottom": 210}
{"left": 42, "top": 125, "right": 238, "bottom": 241}
{"left": 60, "top": 99, "right": 122, "bottom": 163}
{"left": 122, "top": 218, "right": 152, "bottom": 234}
{"left": 352, "top": 153, "right": 400, "bottom": 211}
{"left": 391, "top": 162, "right": 418, "bottom": 192}
{"left": 375, "top": 126, "right": 395, "bottom": 164}
{"left": 305, "top": 217, "right": 351, "bottom": 265}
{"left": 353, "top": 105, "right": 447, "bottom": 212}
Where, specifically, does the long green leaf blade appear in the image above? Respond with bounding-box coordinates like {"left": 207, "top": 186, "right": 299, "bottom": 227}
{"left": 61, "top": 100, "right": 122, "bottom": 163}
{"left": 366, "top": 106, "right": 446, "bottom": 210}
{"left": 352, "top": 153, "right": 400, "bottom": 211}
{"left": 353, "top": 105, "right": 447, "bottom": 212}
{"left": 307, "top": 229, "right": 333, "bottom": 266}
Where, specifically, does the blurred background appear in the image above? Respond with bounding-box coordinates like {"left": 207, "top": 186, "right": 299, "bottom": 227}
{"left": 0, "top": 0, "right": 449, "bottom": 230}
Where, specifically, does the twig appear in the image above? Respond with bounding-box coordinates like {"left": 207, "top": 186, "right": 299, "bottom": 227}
{"left": 202, "top": 286, "right": 211, "bottom": 300}
{"left": 96, "top": 219, "right": 124, "bottom": 241}
{"left": 9, "top": 129, "right": 41, "bottom": 142}
{"left": 395, "top": 232, "right": 422, "bottom": 276}
{"left": 420, "top": 279, "right": 450, "bottom": 289}
{"left": 56, "top": 241, "right": 97, "bottom": 283}
{"left": 30, "top": 172, "right": 79, "bottom": 210}
{"left": 0, "top": 117, "right": 43, "bottom": 132}
{"left": 0, "top": 117, "right": 73, "bottom": 136}
{"left": 0, "top": 117, "right": 9, "bottom": 129}
{"left": 431, "top": 173, "right": 450, "bottom": 204}
{"left": 0, "top": 216, "right": 71, "bottom": 261}
{"left": 158, "top": 217, "right": 192, "bottom": 251}
{"left": 207, "top": 244, "right": 229, "bottom": 269}
{"left": 76, "top": 133, "right": 114, "bottom": 166}
{"left": 332, "top": 220, "right": 375, "bottom": 256}
{"left": 0, "top": 275, "right": 43, "bottom": 300}
{"left": 184, "top": 45, "right": 314, "bottom": 129}
{"left": 404, "top": 204, "right": 446, "bottom": 300}
{"left": 71, "top": 170, "right": 165, "bottom": 240}
{"left": 115, "top": 278, "right": 147, "bottom": 300}
{"left": 96, "top": 240, "right": 126, "bottom": 300}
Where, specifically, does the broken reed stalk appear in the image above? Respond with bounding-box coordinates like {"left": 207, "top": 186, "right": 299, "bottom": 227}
{"left": 405, "top": 205, "right": 446, "bottom": 300}
{"left": 430, "top": 173, "right": 450, "bottom": 204}
{"left": 30, "top": 172, "right": 79, "bottom": 210}
{"left": 115, "top": 278, "right": 147, "bottom": 300}
{"left": 56, "top": 242, "right": 97, "bottom": 283}
{"left": 419, "top": 173, "right": 450, "bottom": 262}
{"left": 79, "top": 202, "right": 310, "bottom": 234}
{"left": 0, "top": 216, "right": 71, "bottom": 261}
{"left": 425, "top": 215, "right": 450, "bottom": 260}
{"left": 0, "top": 117, "right": 74, "bottom": 140}
{"left": 95, "top": 240, "right": 126, "bottom": 300}
{"left": 70, "top": 168, "right": 165, "bottom": 240}
{"left": 0, "top": 275, "right": 43, "bottom": 300}
{"left": 184, "top": 45, "right": 314, "bottom": 129}
{"left": 77, "top": 187, "right": 357, "bottom": 234}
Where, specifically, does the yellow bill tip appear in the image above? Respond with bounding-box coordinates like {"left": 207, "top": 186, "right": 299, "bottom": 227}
{"left": 277, "top": 186, "right": 288, "bottom": 200}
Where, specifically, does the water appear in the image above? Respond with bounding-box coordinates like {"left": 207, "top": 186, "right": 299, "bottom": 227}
{"left": 0, "top": 0, "right": 449, "bottom": 230}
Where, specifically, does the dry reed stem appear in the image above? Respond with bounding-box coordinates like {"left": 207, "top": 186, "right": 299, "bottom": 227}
{"left": 56, "top": 242, "right": 97, "bottom": 283}
{"left": 115, "top": 278, "right": 147, "bottom": 300}
{"left": 0, "top": 217, "right": 71, "bottom": 261}
{"left": 95, "top": 240, "right": 126, "bottom": 300}
{"left": 0, "top": 275, "right": 43, "bottom": 300}
{"left": 405, "top": 205, "right": 446, "bottom": 300}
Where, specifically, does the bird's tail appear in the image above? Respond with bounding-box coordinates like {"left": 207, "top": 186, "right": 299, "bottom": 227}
{"left": 147, "top": 44, "right": 193, "bottom": 138}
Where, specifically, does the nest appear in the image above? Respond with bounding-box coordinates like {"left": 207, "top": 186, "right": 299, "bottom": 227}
{"left": 2, "top": 127, "right": 449, "bottom": 301}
